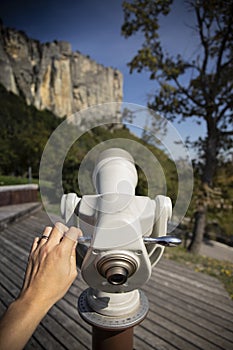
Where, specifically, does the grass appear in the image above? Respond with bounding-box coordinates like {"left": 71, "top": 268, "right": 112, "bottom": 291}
{"left": 0, "top": 175, "right": 38, "bottom": 186}
{"left": 164, "top": 247, "right": 233, "bottom": 299}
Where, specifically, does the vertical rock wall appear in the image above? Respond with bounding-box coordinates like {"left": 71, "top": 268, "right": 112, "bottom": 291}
{"left": 0, "top": 22, "right": 123, "bottom": 120}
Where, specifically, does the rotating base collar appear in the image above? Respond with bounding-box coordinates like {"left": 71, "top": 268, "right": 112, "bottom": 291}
{"left": 78, "top": 288, "right": 149, "bottom": 330}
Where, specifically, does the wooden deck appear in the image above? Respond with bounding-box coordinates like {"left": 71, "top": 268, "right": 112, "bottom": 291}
{"left": 0, "top": 209, "right": 232, "bottom": 349}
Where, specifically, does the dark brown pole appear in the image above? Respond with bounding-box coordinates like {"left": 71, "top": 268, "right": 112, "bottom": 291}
{"left": 92, "top": 326, "right": 134, "bottom": 350}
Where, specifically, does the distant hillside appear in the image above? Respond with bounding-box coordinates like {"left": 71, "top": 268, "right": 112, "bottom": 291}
{"left": 0, "top": 21, "right": 122, "bottom": 119}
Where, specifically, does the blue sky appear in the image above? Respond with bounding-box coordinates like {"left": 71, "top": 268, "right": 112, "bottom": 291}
{"left": 1, "top": 0, "right": 205, "bottom": 157}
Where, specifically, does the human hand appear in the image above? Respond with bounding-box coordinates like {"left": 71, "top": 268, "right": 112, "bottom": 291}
{"left": 0, "top": 223, "right": 82, "bottom": 350}
{"left": 20, "top": 223, "right": 82, "bottom": 311}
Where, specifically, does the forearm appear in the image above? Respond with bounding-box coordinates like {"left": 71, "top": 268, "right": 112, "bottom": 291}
{"left": 0, "top": 294, "right": 50, "bottom": 350}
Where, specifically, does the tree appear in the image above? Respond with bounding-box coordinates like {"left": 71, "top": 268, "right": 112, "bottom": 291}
{"left": 122, "top": 0, "right": 233, "bottom": 253}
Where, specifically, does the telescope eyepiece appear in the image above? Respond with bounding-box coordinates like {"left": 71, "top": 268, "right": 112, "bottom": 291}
{"left": 106, "top": 266, "right": 128, "bottom": 285}
{"left": 97, "top": 254, "right": 137, "bottom": 286}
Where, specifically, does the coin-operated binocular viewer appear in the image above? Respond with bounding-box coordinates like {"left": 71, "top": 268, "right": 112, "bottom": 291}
{"left": 61, "top": 148, "right": 181, "bottom": 350}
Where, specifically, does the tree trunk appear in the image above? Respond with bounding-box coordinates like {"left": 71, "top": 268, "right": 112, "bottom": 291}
{"left": 188, "top": 205, "right": 206, "bottom": 254}
{"left": 188, "top": 119, "right": 218, "bottom": 254}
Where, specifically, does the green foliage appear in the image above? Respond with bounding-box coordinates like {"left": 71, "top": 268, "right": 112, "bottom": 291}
{"left": 207, "top": 161, "right": 233, "bottom": 241}
{"left": 0, "top": 84, "right": 178, "bottom": 203}
{"left": 181, "top": 161, "right": 233, "bottom": 242}
{"left": 122, "top": 0, "right": 233, "bottom": 170}
{"left": 0, "top": 84, "right": 61, "bottom": 177}
{"left": 62, "top": 125, "right": 178, "bottom": 201}
{"left": 0, "top": 175, "right": 38, "bottom": 186}
{"left": 122, "top": 0, "right": 172, "bottom": 41}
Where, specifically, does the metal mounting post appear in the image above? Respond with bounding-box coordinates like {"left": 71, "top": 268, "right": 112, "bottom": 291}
{"left": 78, "top": 288, "right": 149, "bottom": 350}
{"left": 92, "top": 327, "right": 134, "bottom": 350}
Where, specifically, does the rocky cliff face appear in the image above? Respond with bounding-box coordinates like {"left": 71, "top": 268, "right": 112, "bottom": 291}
{"left": 0, "top": 22, "right": 123, "bottom": 119}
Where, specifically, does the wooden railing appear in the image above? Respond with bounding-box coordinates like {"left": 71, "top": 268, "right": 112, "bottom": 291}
{"left": 0, "top": 184, "right": 39, "bottom": 206}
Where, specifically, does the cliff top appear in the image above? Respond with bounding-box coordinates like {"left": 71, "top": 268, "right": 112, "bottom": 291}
{"left": 0, "top": 21, "right": 123, "bottom": 117}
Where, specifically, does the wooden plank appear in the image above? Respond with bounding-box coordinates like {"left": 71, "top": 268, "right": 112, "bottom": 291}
{"left": 134, "top": 323, "right": 179, "bottom": 350}
{"left": 28, "top": 322, "right": 65, "bottom": 350}
{"left": 0, "top": 270, "right": 20, "bottom": 300}
{"left": 0, "top": 300, "right": 6, "bottom": 315}
{"left": 147, "top": 312, "right": 220, "bottom": 350}
{"left": 137, "top": 318, "right": 200, "bottom": 350}
{"left": 0, "top": 210, "right": 233, "bottom": 350}
{"left": 40, "top": 312, "right": 87, "bottom": 350}
{"left": 150, "top": 272, "right": 232, "bottom": 309}
{"left": 146, "top": 278, "right": 233, "bottom": 323}
{"left": 147, "top": 299, "right": 232, "bottom": 349}
{"left": 53, "top": 300, "right": 91, "bottom": 348}
{"left": 143, "top": 283, "right": 233, "bottom": 333}
{"left": 155, "top": 264, "right": 230, "bottom": 299}
{"left": 158, "top": 258, "right": 228, "bottom": 289}
{"left": 145, "top": 285, "right": 233, "bottom": 342}
{"left": 24, "top": 335, "right": 43, "bottom": 349}
{"left": 0, "top": 241, "right": 28, "bottom": 269}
